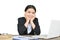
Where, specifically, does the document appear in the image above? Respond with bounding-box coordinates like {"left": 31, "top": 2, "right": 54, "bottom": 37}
{"left": 13, "top": 35, "right": 39, "bottom": 40}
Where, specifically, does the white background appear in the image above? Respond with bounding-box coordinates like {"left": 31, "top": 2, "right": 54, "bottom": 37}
{"left": 0, "top": 0, "right": 60, "bottom": 35}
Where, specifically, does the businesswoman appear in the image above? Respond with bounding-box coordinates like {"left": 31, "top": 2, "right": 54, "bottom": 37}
{"left": 17, "top": 5, "right": 41, "bottom": 35}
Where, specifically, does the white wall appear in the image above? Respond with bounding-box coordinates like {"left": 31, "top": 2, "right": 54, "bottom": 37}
{"left": 40, "top": 0, "right": 60, "bottom": 35}
{"left": 0, "top": 0, "right": 60, "bottom": 35}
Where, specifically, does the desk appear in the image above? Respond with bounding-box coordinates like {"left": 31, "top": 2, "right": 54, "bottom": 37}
{"left": 0, "top": 35, "right": 60, "bottom": 40}
{"left": 0, "top": 34, "right": 12, "bottom": 40}
{"left": 13, "top": 35, "right": 60, "bottom": 40}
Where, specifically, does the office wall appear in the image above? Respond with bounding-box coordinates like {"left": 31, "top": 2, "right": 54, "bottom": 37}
{"left": 0, "top": 0, "right": 60, "bottom": 35}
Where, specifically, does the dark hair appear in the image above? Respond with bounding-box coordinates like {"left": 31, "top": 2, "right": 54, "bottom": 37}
{"left": 25, "top": 5, "right": 36, "bottom": 12}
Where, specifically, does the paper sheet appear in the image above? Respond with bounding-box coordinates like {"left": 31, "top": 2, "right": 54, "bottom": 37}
{"left": 13, "top": 35, "right": 39, "bottom": 40}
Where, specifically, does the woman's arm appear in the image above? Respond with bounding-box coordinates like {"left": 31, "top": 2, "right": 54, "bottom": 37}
{"left": 17, "top": 18, "right": 27, "bottom": 35}
{"left": 32, "top": 18, "right": 41, "bottom": 35}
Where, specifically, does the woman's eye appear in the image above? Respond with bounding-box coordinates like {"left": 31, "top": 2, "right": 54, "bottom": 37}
{"left": 32, "top": 12, "right": 35, "bottom": 14}
{"left": 28, "top": 11, "right": 31, "bottom": 13}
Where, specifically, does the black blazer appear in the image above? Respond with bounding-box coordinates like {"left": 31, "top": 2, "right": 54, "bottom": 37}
{"left": 17, "top": 17, "right": 41, "bottom": 35}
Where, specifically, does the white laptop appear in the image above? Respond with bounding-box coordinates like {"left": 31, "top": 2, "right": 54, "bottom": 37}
{"left": 47, "top": 20, "right": 60, "bottom": 38}
{"left": 32, "top": 20, "right": 60, "bottom": 39}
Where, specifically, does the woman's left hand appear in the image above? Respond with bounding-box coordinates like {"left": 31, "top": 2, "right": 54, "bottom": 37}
{"left": 30, "top": 15, "right": 36, "bottom": 22}
{"left": 30, "top": 15, "right": 36, "bottom": 29}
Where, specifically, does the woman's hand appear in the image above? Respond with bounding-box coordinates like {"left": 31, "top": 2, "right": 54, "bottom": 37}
{"left": 24, "top": 20, "right": 29, "bottom": 28}
{"left": 24, "top": 14, "right": 30, "bottom": 28}
{"left": 30, "top": 14, "right": 35, "bottom": 22}
{"left": 30, "top": 15, "right": 36, "bottom": 29}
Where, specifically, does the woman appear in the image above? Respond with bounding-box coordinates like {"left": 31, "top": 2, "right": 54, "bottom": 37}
{"left": 18, "top": 5, "right": 41, "bottom": 35}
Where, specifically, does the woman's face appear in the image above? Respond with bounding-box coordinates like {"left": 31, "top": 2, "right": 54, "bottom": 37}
{"left": 25, "top": 8, "right": 36, "bottom": 20}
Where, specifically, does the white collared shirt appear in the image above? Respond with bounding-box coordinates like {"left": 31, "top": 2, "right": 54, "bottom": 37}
{"left": 27, "top": 24, "right": 32, "bottom": 34}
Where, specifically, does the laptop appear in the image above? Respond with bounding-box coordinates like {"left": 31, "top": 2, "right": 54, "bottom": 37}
{"left": 47, "top": 20, "right": 60, "bottom": 38}
{"left": 32, "top": 20, "right": 60, "bottom": 39}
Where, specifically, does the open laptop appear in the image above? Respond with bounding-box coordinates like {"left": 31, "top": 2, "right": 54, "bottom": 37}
{"left": 47, "top": 20, "right": 60, "bottom": 38}
{"left": 32, "top": 20, "right": 60, "bottom": 39}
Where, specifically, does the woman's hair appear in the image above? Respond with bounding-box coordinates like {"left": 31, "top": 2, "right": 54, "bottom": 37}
{"left": 24, "top": 5, "right": 36, "bottom": 12}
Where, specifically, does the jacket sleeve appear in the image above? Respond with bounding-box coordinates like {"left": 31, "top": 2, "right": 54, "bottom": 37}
{"left": 17, "top": 18, "right": 27, "bottom": 35}
{"left": 33, "top": 18, "right": 41, "bottom": 35}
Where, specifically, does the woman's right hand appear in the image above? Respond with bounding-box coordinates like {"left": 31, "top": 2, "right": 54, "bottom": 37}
{"left": 24, "top": 15, "right": 30, "bottom": 28}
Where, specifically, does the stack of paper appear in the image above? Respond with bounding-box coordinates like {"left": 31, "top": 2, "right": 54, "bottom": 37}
{"left": 13, "top": 35, "right": 39, "bottom": 40}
